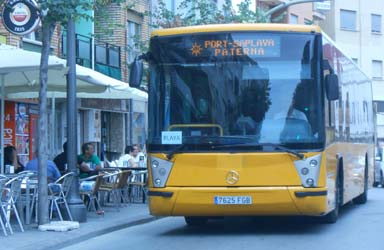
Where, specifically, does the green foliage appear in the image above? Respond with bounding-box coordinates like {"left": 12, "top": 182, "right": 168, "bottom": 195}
{"left": 150, "top": 0, "right": 286, "bottom": 28}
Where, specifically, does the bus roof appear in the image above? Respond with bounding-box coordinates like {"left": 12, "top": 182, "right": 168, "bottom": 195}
{"left": 151, "top": 23, "right": 322, "bottom": 37}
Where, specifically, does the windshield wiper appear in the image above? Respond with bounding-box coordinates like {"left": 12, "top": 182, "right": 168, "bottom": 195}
{"left": 213, "top": 142, "right": 304, "bottom": 160}
{"left": 167, "top": 144, "right": 187, "bottom": 160}
{"left": 166, "top": 136, "right": 253, "bottom": 160}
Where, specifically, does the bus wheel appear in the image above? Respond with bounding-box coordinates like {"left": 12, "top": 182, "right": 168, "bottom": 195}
{"left": 353, "top": 165, "right": 368, "bottom": 204}
{"left": 321, "top": 168, "right": 343, "bottom": 224}
{"left": 184, "top": 216, "right": 208, "bottom": 226}
{"left": 373, "top": 170, "right": 381, "bottom": 187}
{"left": 373, "top": 180, "right": 379, "bottom": 187}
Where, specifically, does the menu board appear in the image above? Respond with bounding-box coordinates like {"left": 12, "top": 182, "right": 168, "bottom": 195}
{"left": 15, "top": 103, "right": 30, "bottom": 166}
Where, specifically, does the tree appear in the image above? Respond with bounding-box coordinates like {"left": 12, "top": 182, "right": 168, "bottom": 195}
{"left": 150, "top": 0, "right": 286, "bottom": 29}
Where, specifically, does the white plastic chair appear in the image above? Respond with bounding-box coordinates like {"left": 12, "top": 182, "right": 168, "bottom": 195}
{"left": 1, "top": 177, "right": 24, "bottom": 235}
{"left": 128, "top": 170, "right": 148, "bottom": 203}
{"left": 80, "top": 174, "right": 107, "bottom": 214}
{"left": 0, "top": 178, "right": 9, "bottom": 236}
{"left": 48, "top": 172, "right": 75, "bottom": 221}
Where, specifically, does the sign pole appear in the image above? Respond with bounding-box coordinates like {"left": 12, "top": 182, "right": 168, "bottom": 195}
{"left": 66, "top": 16, "right": 87, "bottom": 222}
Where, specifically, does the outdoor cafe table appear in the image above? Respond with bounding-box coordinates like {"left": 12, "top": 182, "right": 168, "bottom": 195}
{"left": 22, "top": 177, "right": 38, "bottom": 225}
{"left": 19, "top": 175, "right": 38, "bottom": 225}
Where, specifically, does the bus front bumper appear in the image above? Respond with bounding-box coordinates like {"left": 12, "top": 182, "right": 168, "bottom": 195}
{"left": 148, "top": 187, "right": 329, "bottom": 217}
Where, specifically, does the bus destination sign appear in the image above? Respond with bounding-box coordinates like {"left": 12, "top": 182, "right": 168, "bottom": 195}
{"left": 190, "top": 36, "right": 281, "bottom": 58}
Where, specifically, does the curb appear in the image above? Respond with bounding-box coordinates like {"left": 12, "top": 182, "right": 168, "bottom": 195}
{"left": 49, "top": 216, "right": 163, "bottom": 250}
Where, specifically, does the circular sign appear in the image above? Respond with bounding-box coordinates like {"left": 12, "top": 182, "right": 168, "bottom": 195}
{"left": 2, "top": 0, "right": 40, "bottom": 36}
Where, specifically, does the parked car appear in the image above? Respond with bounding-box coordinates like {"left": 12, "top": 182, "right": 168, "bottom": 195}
{"left": 374, "top": 155, "right": 384, "bottom": 187}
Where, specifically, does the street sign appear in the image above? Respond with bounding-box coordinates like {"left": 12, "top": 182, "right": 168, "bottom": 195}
{"left": 314, "top": 1, "right": 331, "bottom": 11}
{"left": 1, "top": 0, "right": 40, "bottom": 36}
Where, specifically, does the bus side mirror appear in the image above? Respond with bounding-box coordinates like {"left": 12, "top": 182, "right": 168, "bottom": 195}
{"left": 325, "top": 74, "right": 339, "bottom": 101}
{"left": 129, "top": 57, "right": 143, "bottom": 88}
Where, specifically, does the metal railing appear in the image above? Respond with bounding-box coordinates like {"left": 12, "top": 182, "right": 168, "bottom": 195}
{"left": 61, "top": 32, "right": 121, "bottom": 80}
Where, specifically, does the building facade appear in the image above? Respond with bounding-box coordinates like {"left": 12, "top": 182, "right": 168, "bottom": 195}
{"left": 0, "top": 1, "right": 149, "bottom": 163}
{"left": 58, "top": 0, "right": 150, "bottom": 161}
{"left": 256, "top": 0, "right": 314, "bottom": 24}
{"left": 318, "top": 0, "right": 384, "bottom": 145}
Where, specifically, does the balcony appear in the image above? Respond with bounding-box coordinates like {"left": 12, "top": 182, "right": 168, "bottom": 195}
{"left": 61, "top": 32, "right": 122, "bottom": 80}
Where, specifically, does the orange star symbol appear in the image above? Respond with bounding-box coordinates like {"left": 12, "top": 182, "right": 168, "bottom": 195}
{"left": 191, "top": 43, "right": 203, "bottom": 56}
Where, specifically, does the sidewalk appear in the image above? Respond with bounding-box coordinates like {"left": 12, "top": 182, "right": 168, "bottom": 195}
{"left": 0, "top": 203, "right": 158, "bottom": 250}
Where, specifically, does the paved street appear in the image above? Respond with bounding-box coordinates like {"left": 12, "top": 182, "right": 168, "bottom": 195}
{"left": 61, "top": 188, "right": 384, "bottom": 250}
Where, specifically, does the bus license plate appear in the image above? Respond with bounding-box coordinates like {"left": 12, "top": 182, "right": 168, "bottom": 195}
{"left": 214, "top": 196, "right": 252, "bottom": 205}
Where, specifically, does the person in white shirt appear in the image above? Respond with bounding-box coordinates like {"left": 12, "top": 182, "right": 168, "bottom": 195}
{"left": 132, "top": 144, "right": 147, "bottom": 168}
{"left": 118, "top": 146, "right": 137, "bottom": 168}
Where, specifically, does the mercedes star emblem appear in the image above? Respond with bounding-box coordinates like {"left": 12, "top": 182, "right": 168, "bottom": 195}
{"left": 226, "top": 170, "right": 239, "bottom": 185}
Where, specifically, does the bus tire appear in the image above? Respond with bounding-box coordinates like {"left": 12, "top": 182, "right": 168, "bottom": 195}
{"left": 380, "top": 171, "right": 384, "bottom": 187}
{"left": 353, "top": 162, "right": 368, "bottom": 204}
{"left": 184, "top": 216, "right": 208, "bottom": 226}
{"left": 373, "top": 181, "right": 379, "bottom": 187}
{"left": 373, "top": 170, "right": 382, "bottom": 187}
{"left": 322, "top": 163, "right": 343, "bottom": 224}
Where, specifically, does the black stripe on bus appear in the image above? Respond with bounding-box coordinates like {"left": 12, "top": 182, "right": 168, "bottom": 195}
{"left": 148, "top": 191, "right": 174, "bottom": 197}
{"left": 295, "top": 190, "right": 327, "bottom": 198}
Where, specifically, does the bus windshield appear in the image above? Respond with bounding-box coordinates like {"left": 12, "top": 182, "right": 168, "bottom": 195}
{"left": 148, "top": 31, "right": 324, "bottom": 151}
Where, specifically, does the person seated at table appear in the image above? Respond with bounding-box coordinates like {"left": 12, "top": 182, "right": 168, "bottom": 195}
{"left": 133, "top": 144, "right": 147, "bottom": 168}
{"left": 4, "top": 145, "right": 25, "bottom": 173}
{"left": 78, "top": 142, "right": 102, "bottom": 179}
{"left": 117, "top": 145, "right": 138, "bottom": 168}
{"left": 53, "top": 141, "right": 68, "bottom": 175}
{"left": 25, "top": 152, "right": 61, "bottom": 183}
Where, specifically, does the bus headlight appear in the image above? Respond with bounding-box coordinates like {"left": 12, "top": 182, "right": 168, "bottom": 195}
{"left": 306, "top": 178, "right": 314, "bottom": 186}
{"left": 152, "top": 160, "right": 159, "bottom": 168}
{"left": 155, "top": 178, "right": 161, "bottom": 185}
{"left": 150, "top": 156, "right": 174, "bottom": 188}
{"left": 159, "top": 168, "right": 167, "bottom": 176}
{"left": 301, "top": 167, "right": 309, "bottom": 175}
{"left": 294, "top": 154, "right": 322, "bottom": 188}
{"left": 309, "top": 159, "right": 318, "bottom": 167}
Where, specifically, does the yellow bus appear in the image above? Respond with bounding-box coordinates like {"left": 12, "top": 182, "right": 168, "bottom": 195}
{"left": 130, "top": 24, "right": 375, "bottom": 225}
